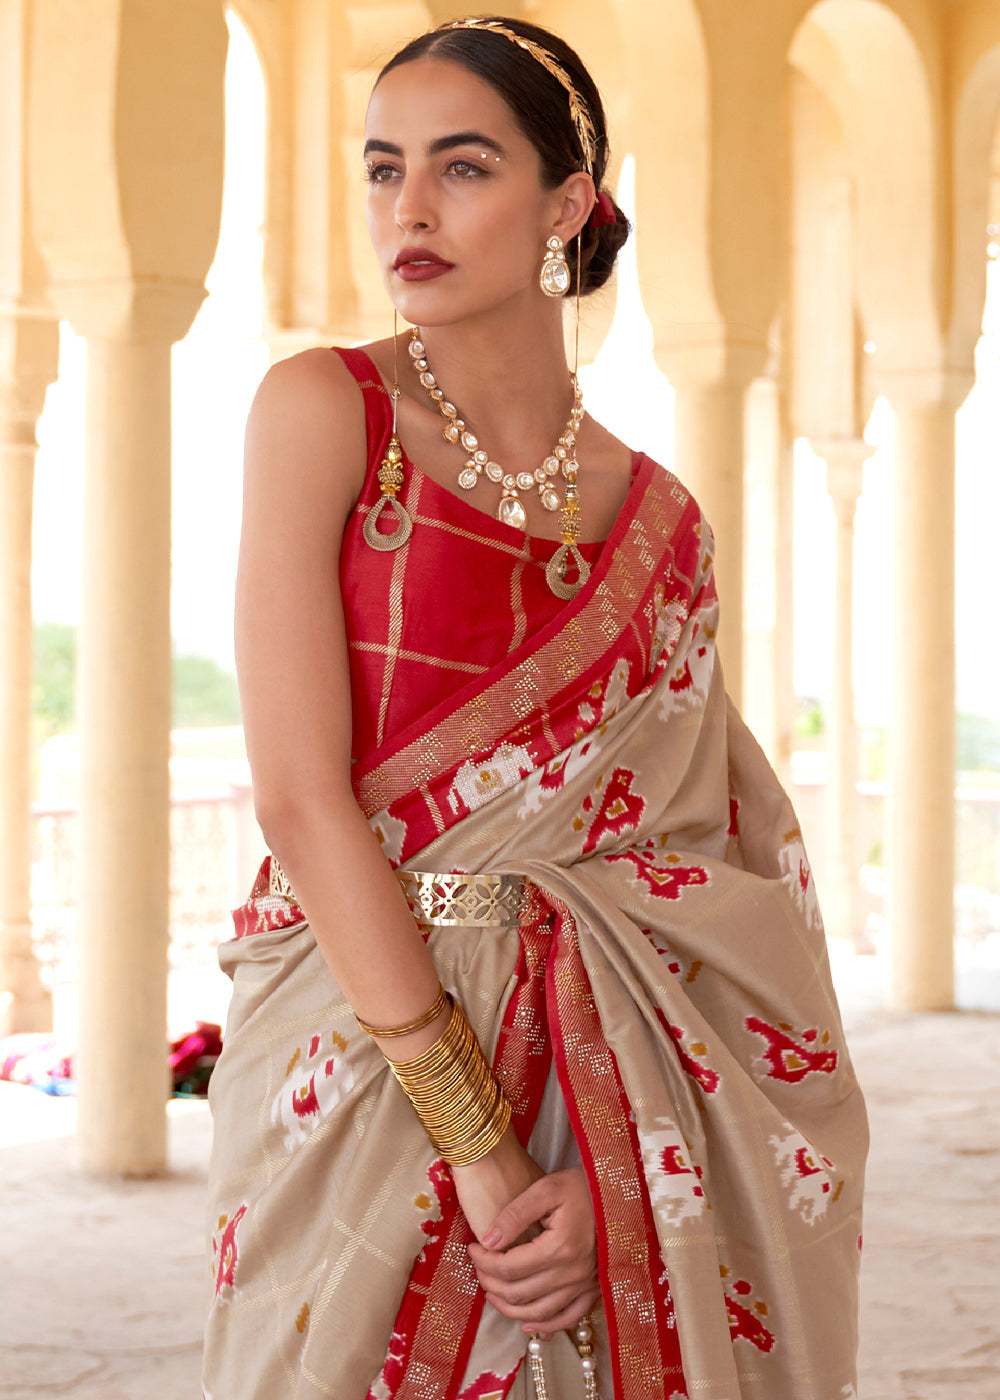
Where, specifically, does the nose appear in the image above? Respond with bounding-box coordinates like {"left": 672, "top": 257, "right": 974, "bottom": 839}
{"left": 394, "top": 169, "right": 436, "bottom": 234}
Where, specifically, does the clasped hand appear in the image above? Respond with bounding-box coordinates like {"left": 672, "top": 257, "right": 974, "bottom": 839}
{"left": 453, "top": 1136, "right": 600, "bottom": 1336}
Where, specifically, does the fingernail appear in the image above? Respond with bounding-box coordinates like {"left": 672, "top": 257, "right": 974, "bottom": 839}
{"left": 482, "top": 1227, "right": 502, "bottom": 1248}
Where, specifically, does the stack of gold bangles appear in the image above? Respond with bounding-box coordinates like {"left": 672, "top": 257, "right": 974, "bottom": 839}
{"left": 357, "top": 987, "right": 512, "bottom": 1166}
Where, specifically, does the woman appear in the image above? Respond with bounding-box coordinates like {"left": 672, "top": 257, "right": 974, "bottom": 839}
{"left": 204, "top": 16, "right": 867, "bottom": 1400}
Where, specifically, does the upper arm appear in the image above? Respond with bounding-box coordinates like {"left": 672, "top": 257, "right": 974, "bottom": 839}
{"left": 235, "top": 349, "right": 368, "bottom": 833}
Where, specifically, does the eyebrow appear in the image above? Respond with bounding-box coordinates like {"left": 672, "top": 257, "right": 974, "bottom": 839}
{"left": 429, "top": 131, "right": 506, "bottom": 157}
{"left": 363, "top": 131, "right": 507, "bottom": 159}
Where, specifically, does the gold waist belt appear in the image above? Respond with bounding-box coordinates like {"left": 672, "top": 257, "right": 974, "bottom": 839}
{"left": 268, "top": 859, "right": 526, "bottom": 928}
{"left": 401, "top": 871, "right": 526, "bottom": 927}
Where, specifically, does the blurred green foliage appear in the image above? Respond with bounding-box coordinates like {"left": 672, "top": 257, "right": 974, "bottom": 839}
{"left": 171, "top": 652, "right": 241, "bottom": 728}
{"left": 794, "top": 696, "right": 825, "bottom": 738}
{"left": 32, "top": 622, "right": 76, "bottom": 740}
{"left": 32, "top": 623, "right": 241, "bottom": 736}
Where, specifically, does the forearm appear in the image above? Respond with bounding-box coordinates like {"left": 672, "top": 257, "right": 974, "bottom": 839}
{"left": 261, "top": 793, "right": 449, "bottom": 1056}
{"left": 263, "top": 790, "right": 537, "bottom": 1213}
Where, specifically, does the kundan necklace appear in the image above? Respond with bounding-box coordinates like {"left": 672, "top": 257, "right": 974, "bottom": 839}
{"left": 408, "top": 329, "right": 590, "bottom": 599}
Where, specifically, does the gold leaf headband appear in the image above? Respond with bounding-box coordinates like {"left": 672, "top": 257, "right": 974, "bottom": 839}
{"left": 441, "top": 17, "right": 598, "bottom": 178}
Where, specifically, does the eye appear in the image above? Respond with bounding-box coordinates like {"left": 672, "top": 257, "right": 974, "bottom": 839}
{"left": 447, "top": 158, "right": 486, "bottom": 179}
{"left": 364, "top": 161, "right": 400, "bottom": 185}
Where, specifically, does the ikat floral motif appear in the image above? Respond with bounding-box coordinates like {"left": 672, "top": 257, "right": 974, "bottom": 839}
{"left": 212, "top": 1203, "right": 247, "bottom": 1301}
{"left": 272, "top": 1027, "right": 355, "bottom": 1151}
{"left": 608, "top": 845, "right": 711, "bottom": 901}
{"left": 720, "top": 1267, "right": 776, "bottom": 1354}
{"left": 638, "top": 1122, "right": 711, "bottom": 1225}
{"left": 769, "top": 1126, "right": 844, "bottom": 1224}
{"left": 745, "top": 1016, "right": 839, "bottom": 1085}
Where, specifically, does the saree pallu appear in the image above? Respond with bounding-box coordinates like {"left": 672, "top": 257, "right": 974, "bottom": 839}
{"left": 204, "top": 459, "right": 867, "bottom": 1400}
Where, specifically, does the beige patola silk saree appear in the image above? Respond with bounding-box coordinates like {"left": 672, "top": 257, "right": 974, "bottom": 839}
{"left": 204, "top": 363, "right": 867, "bottom": 1400}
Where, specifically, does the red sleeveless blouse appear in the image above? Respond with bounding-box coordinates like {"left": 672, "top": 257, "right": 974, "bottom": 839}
{"left": 335, "top": 346, "right": 640, "bottom": 763}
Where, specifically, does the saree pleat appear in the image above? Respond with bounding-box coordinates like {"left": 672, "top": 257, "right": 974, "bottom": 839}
{"left": 204, "top": 350, "right": 866, "bottom": 1400}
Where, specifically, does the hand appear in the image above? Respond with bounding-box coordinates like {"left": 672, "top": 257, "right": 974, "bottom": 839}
{"left": 467, "top": 1167, "right": 600, "bottom": 1336}
{"left": 450, "top": 1125, "right": 544, "bottom": 1245}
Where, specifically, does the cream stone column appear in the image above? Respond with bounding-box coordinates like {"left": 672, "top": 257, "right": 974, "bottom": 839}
{"left": 620, "top": 4, "right": 784, "bottom": 708}
{"left": 673, "top": 381, "right": 745, "bottom": 701}
{"left": 264, "top": 0, "right": 429, "bottom": 359}
{"left": 29, "top": 1, "right": 227, "bottom": 1173}
{"left": 744, "top": 374, "right": 795, "bottom": 784}
{"left": 659, "top": 347, "right": 767, "bottom": 708}
{"left": 811, "top": 438, "right": 871, "bottom": 948}
{"left": 0, "top": 308, "right": 58, "bottom": 1034}
{"left": 74, "top": 306, "right": 198, "bottom": 1173}
{"left": 884, "top": 377, "right": 970, "bottom": 1010}
{"left": 0, "top": 0, "right": 60, "bottom": 1033}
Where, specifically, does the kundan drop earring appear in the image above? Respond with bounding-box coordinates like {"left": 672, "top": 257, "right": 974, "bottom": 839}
{"left": 544, "top": 226, "right": 590, "bottom": 598}
{"left": 539, "top": 236, "right": 571, "bottom": 297}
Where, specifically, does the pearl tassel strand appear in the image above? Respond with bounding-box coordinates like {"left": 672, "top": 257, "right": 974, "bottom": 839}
{"left": 527, "top": 1317, "right": 600, "bottom": 1399}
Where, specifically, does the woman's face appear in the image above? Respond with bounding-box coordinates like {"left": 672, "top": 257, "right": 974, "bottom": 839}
{"left": 364, "top": 56, "right": 560, "bottom": 327}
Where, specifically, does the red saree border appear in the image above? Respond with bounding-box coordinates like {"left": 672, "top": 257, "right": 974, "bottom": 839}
{"left": 546, "top": 904, "right": 688, "bottom": 1399}
{"left": 373, "top": 900, "right": 556, "bottom": 1400}
{"left": 353, "top": 465, "right": 705, "bottom": 825}
{"left": 232, "top": 855, "right": 303, "bottom": 940}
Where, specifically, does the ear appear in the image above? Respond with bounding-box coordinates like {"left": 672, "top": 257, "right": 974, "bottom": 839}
{"left": 549, "top": 171, "right": 596, "bottom": 246}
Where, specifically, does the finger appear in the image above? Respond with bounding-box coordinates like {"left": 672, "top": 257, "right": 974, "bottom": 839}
{"left": 471, "top": 1214, "right": 593, "bottom": 1278}
{"left": 474, "top": 1260, "right": 594, "bottom": 1309}
{"left": 468, "top": 1233, "right": 559, "bottom": 1283}
{"left": 483, "top": 1280, "right": 585, "bottom": 1324}
{"left": 520, "top": 1286, "right": 603, "bottom": 1337}
{"left": 472, "top": 1258, "right": 557, "bottom": 1299}
{"left": 472, "top": 1250, "right": 596, "bottom": 1302}
{"left": 481, "top": 1175, "right": 567, "bottom": 1251}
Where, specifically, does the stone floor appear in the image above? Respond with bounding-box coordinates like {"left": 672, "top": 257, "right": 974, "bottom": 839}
{"left": 849, "top": 1008, "right": 999, "bottom": 1398}
{"left": 1, "top": 961, "right": 998, "bottom": 1400}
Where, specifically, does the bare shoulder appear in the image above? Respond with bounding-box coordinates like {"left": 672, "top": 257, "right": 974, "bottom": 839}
{"left": 250, "top": 346, "right": 360, "bottom": 417}
{"left": 244, "top": 348, "right": 368, "bottom": 520}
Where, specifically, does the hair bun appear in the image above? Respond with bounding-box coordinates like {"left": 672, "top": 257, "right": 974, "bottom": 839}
{"left": 580, "top": 195, "right": 630, "bottom": 294}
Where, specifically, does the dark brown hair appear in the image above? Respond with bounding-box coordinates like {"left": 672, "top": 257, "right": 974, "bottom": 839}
{"left": 377, "top": 17, "right": 630, "bottom": 296}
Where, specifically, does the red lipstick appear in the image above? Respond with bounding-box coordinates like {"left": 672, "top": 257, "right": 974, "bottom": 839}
{"left": 394, "top": 247, "right": 454, "bottom": 281}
